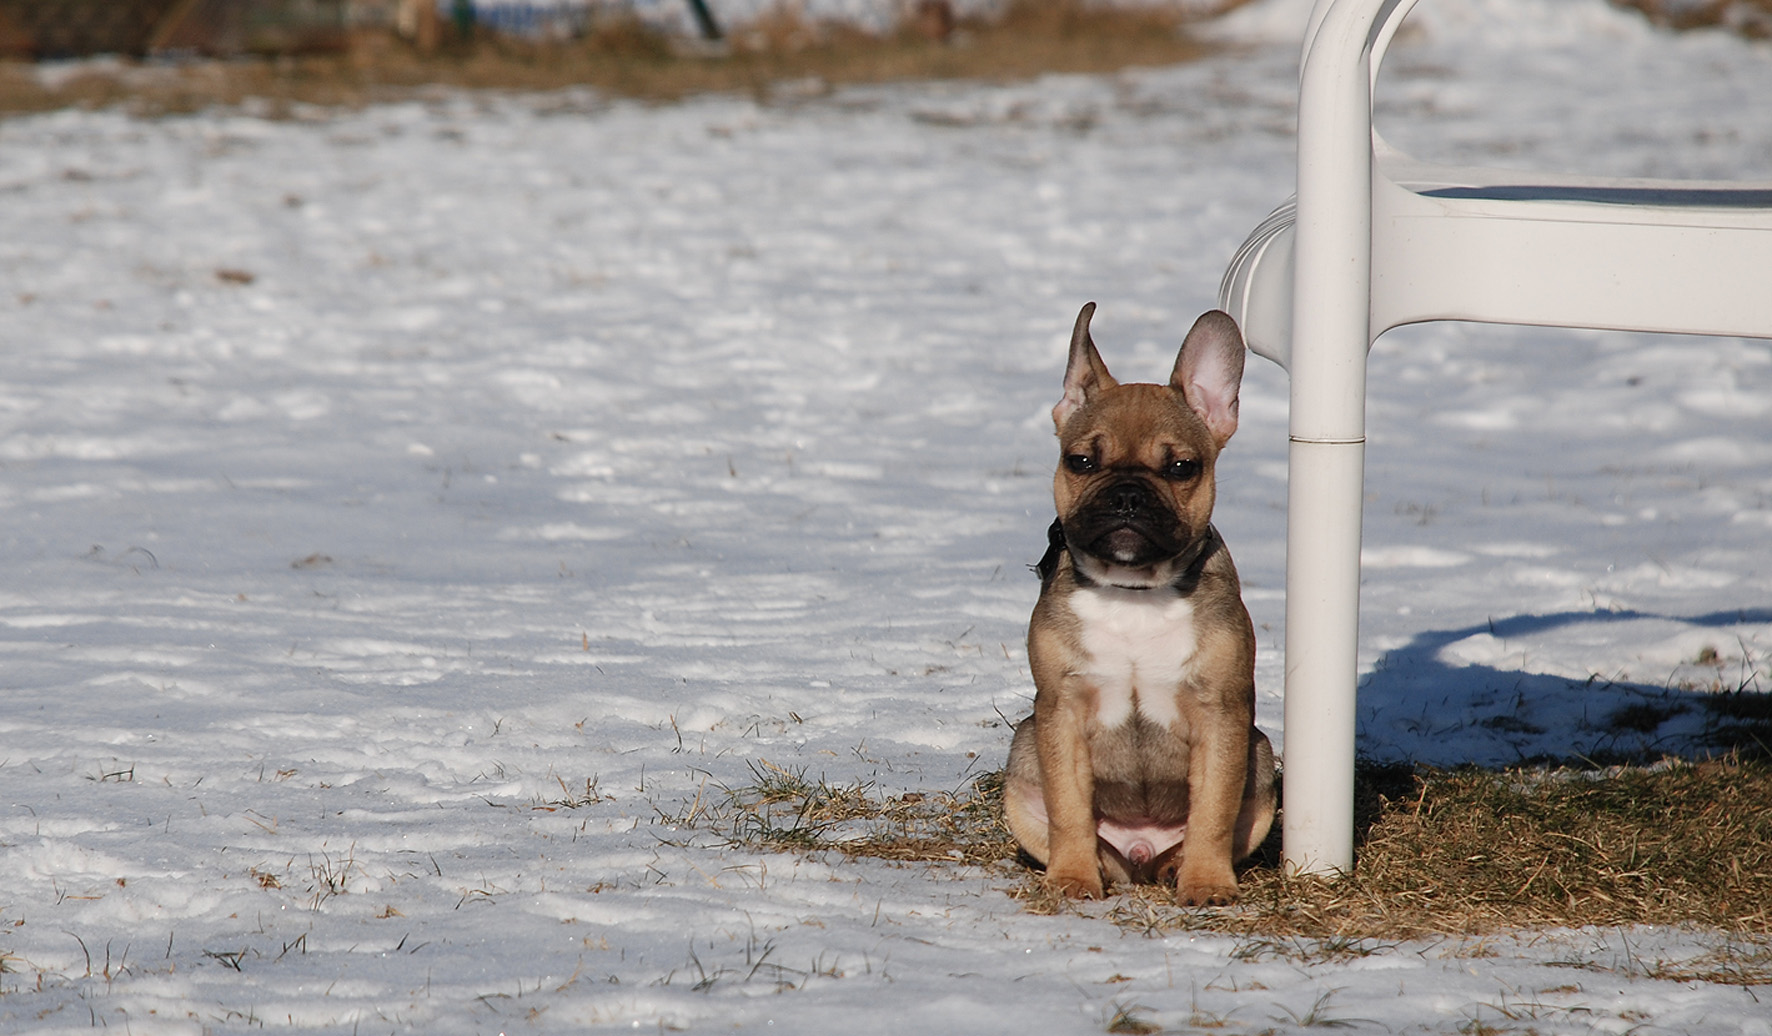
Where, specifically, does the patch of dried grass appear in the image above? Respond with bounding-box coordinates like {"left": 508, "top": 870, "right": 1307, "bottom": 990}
{"left": 1025, "top": 756, "right": 1772, "bottom": 955}
{"left": 671, "top": 758, "right": 1017, "bottom": 866}
{"left": 696, "top": 752, "right": 1772, "bottom": 968}
{"left": 1328, "top": 758, "right": 1772, "bottom": 935}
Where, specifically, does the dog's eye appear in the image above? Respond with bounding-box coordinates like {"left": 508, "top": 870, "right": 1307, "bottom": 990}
{"left": 1065, "top": 454, "right": 1097, "bottom": 474}
{"left": 1165, "top": 459, "right": 1201, "bottom": 481}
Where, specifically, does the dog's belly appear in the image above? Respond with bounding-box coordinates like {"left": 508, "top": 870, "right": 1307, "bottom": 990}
{"left": 1090, "top": 725, "right": 1192, "bottom": 834}
{"left": 1070, "top": 585, "right": 1196, "bottom": 730}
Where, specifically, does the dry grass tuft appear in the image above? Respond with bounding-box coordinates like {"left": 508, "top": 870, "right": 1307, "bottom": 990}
{"left": 697, "top": 753, "right": 1772, "bottom": 970}
{"left": 0, "top": 0, "right": 1230, "bottom": 118}
{"left": 1104, "top": 1002, "right": 1164, "bottom": 1035}
{"left": 672, "top": 758, "right": 1018, "bottom": 866}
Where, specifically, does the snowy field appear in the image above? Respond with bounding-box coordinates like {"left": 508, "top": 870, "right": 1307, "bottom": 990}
{"left": 3, "top": 0, "right": 1771, "bottom": 1031}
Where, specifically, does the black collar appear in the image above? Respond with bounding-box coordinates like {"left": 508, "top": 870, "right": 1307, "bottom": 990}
{"left": 1033, "top": 518, "right": 1220, "bottom": 594}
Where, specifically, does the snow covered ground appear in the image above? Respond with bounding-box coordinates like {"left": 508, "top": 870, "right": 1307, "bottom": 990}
{"left": 2, "top": 0, "right": 1770, "bottom": 1031}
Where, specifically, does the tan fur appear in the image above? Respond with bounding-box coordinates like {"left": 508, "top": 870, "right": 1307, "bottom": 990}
{"left": 1005, "top": 304, "right": 1276, "bottom": 906}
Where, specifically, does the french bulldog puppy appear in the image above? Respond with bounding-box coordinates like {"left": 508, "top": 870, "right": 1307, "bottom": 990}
{"left": 1005, "top": 303, "right": 1276, "bottom": 905}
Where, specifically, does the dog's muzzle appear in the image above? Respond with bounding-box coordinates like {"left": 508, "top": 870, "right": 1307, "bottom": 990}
{"left": 1068, "top": 480, "right": 1187, "bottom": 567}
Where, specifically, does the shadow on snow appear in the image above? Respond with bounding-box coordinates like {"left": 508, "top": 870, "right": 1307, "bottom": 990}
{"left": 1353, "top": 607, "right": 1772, "bottom": 768}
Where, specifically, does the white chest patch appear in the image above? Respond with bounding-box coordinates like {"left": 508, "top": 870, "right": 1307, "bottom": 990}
{"left": 1069, "top": 586, "right": 1197, "bottom": 730}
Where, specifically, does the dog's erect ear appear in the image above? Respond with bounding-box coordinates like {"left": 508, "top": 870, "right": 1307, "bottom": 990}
{"left": 1171, "top": 310, "right": 1246, "bottom": 448}
{"left": 1053, "top": 302, "right": 1119, "bottom": 433}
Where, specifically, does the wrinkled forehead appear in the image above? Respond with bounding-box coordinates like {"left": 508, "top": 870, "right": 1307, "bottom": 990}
{"left": 1059, "top": 384, "right": 1208, "bottom": 453}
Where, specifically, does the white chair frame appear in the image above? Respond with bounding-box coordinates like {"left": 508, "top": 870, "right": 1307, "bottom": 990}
{"left": 1218, "top": 0, "right": 1772, "bottom": 875}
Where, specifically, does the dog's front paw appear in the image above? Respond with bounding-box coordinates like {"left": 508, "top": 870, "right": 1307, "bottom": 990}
{"left": 1045, "top": 868, "right": 1105, "bottom": 900}
{"left": 1176, "top": 881, "right": 1239, "bottom": 907}
{"left": 1174, "top": 857, "right": 1239, "bottom": 906}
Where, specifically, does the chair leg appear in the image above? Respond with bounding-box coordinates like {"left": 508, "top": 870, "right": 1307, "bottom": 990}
{"left": 1281, "top": 437, "right": 1363, "bottom": 875}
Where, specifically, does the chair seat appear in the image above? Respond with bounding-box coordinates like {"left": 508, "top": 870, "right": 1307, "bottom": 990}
{"left": 1417, "top": 184, "right": 1772, "bottom": 206}
{"left": 1221, "top": 141, "right": 1772, "bottom": 368}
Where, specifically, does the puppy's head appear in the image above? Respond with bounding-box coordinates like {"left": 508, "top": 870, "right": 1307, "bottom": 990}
{"left": 1051, "top": 302, "right": 1246, "bottom": 587}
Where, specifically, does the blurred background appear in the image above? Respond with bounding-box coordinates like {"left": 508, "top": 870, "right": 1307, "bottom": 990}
{"left": 0, "top": 0, "right": 1268, "bottom": 116}
{"left": 0, "top": 0, "right": 1065, "bottom": 59}
{"left": 0, "top": 0, "right": 1763, "bottom": 114}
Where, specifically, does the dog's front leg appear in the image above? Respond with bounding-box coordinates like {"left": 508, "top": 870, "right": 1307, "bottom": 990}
{"left": 1033, "top": 686, "right": 1103, "bottom": 899}
{"left": 1175, "top": 707, "right": 1251, "bottom": 906}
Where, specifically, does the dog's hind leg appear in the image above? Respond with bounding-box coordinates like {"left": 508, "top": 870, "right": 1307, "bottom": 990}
{"left": 1003, "top": 716, "right": 1052, "bottom": 865}
{"left": 1233, "top": 728, "right": 1277, "bottom": 862}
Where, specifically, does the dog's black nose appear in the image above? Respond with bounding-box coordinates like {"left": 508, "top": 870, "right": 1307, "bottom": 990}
{"left": 1105, "top": 481, "right": 1151, "bottom": 518}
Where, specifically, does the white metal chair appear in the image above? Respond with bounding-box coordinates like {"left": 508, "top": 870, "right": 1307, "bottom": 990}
{"left": 1218, "top": 0, "right": 1772, "bottom": 875}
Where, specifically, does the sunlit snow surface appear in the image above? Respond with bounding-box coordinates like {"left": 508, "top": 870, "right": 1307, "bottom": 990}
{"left": 2, "top": 0, "right": 1771, "bottom": 1031}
